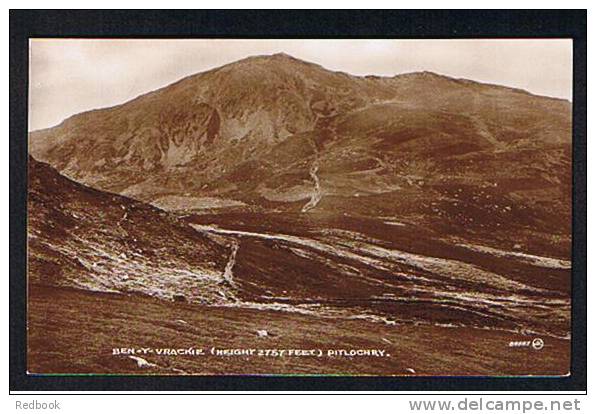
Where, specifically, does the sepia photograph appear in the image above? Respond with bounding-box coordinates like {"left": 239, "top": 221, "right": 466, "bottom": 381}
{"left": 23, "top": 37, "right": 575, "bottom": 377}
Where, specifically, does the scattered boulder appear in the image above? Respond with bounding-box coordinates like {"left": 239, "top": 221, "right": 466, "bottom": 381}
{"left": 129, "top": 356, "right": 158, "bottom": 369}
{"left": 173, "top": 294, "right": 187, "bottom": 303}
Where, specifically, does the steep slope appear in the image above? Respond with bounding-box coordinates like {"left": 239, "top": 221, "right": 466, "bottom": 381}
{"left": 28, "top": 156, "right": 232, "bottom": 303}
{"left": 29, "top": 54, "right": 386, "bottom": 195}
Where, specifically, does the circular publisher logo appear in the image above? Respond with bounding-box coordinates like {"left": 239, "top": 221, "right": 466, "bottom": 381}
{"left": 532, "top": 338, "right": 544, "bottom": 350}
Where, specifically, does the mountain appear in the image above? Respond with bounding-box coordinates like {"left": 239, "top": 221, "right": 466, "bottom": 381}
{"left": 29, "top": 53, "right": 571, "bottom": 256}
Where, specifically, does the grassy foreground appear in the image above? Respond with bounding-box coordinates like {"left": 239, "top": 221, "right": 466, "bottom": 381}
{"left": 28, "top": 286, "right": 569, "bottom": 376}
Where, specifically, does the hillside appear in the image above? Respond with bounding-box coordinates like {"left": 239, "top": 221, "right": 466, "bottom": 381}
{"left": 28, "top": 156, "right": 572, "bottom": 342}
{"left": 28, "top": 156, "right": 231, "bottom": 303}
{"left": 27, "top": 159, "right": 571, "bottom": 373}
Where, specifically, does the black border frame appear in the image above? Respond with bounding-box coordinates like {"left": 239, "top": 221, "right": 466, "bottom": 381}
{"left": 9, "top": 9, "right": 587, "bottom": 392}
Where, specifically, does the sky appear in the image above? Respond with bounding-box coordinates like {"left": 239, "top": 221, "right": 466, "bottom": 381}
{"left": 29, "top": 39, "right": 573, "bottom": 131}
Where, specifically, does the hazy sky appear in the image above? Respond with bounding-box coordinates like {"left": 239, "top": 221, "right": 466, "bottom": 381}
{"left": 29, "top": 39, "right": 573, "bottom": 131}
